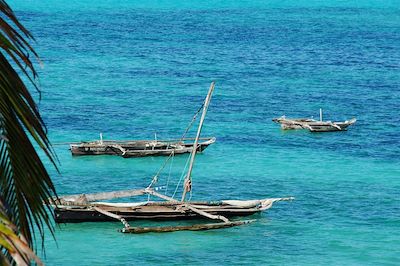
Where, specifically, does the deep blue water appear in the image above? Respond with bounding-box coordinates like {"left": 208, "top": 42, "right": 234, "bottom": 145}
{"left": 10, "top": 0, "right": 400, "bottom": 265}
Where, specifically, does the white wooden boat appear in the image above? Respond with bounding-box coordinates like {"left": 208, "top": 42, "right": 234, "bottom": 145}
{"left": 273, "top": 109, "right": 356, "bottom": 132}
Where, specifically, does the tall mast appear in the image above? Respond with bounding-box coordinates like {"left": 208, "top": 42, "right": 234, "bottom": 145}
{"left": 181, "top": 82, "right": 215, "bottom": 202}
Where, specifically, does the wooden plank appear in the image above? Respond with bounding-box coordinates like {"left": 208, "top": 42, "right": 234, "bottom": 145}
{"left": 185, "top": 204, "right": 229, "bottom": 222}
{"left": 58, "top": 189, "right": 145, "bottom": 203}
{"left": 92, "top": 207, "right": 131, "bottom": 228}
{"left": 92, "top": 207, "right": 122, "bottom": 220}
{"left": 121, "top": 220, "right": 255, "bottom": 233}
{"left": 146, "top": 187, "right": 230, "bottom": 222}
{"left": 145, "top": 189, "right": 179, "bottom": 202}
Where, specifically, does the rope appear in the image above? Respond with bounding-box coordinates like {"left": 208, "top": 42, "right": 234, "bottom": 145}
{"left": 181, "top": 102, "right": 204, "bottom": 140}
{"left": 164, "top": 152, "right": 174, "bottom": 195}
{"left": 146, "top": 101, "right": 205, "bottom": 199}
{"left": 146, "top": 150, "right": 175, "bottom": 189}
{"left": 172, "top": 154, "right": 191, "bottom": 199}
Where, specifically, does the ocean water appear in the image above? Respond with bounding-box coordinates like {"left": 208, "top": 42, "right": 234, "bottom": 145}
{"left": 9, "top": 0, "right": 400, "bottom": 265}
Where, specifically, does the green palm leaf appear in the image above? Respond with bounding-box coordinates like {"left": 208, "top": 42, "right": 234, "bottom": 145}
{"left": 0, "top": 0, "right": 58, "bottom": 264}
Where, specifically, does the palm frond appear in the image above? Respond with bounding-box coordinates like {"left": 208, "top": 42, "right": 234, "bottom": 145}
{"left": 0, "top": 208, "right": 43, "bottom": 265}
{"left": 0, "top": 0, "right": 58, "bottom": 263}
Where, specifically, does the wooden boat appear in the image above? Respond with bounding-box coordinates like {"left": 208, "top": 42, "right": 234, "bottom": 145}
{"left": 53, "top": 189, "right": 292, "bottom": 233}
{"left": 272, "top": 117, "right": 317, "bottom": 130}
{"left": 273, "top": 109, "right": 356, "bottom": 132}
{"left": 52, "top": 82, "right": 293, "bottom": 233}
{"left": 70, "top": 137, "right": 216, "bottom": 157}
{"left": 306, "top": 118, "right": 356, "bottom": 132}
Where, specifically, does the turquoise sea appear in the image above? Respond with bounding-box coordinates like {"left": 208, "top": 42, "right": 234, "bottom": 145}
{"left": 10, "top": 0, "right": 400, "bottom": 265}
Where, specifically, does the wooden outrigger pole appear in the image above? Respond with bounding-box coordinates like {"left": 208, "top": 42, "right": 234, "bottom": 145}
{"left": 181, "top": 81, "right": 215, "bottom": 202}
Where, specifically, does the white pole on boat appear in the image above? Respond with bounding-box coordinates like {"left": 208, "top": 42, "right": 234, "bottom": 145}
{"left": 155, "top": 132, "right": 157, "bottom": 142}
{"left": 100, "top": 132, "right": 103, "bottom": 145}
{"left": 181, "top": 82, "right": 215, "bottom": 202}
{"left": 319, "top": 108, "right": 323, "bottom": 122}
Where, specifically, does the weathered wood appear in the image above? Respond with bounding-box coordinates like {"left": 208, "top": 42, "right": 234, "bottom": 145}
{"left": 273, "top": 116, "right": 356, "bottom": 132}
{"left": 185, "top": 204, "right": 229, "bottom": 222}
{"left": 70, "top": 137, "right": 216, "bottom": 157}
{"left": 56, "top": 188, "right": 146, "bottom": 203}
{"left": 182, "top": 82, "right": 215, "bottom": 201}
{"left": 54, "top": 197, "right": 295, "bottom": 223}
{"left": 142, "top": 191, "right": 232, "bottom": 224}
{"left": 121, "top": 220, "right": 255, "bottom": 233}
{"left": 92, "top": 207, "right": 130, "bottom": 228}
{"left": 110, "top": 144, "right": 126, "bottom": 154}
{"left": 308, "top": 118, "right": 356, "bottom": 132}
{"left": 145, "top": 189, "right": 179, "bottom": 202}
{"left": 92, "top": 207, "right": 122, "bottom": 220}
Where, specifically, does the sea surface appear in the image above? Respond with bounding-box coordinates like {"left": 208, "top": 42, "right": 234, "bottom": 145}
{"left": 10, "top": 0, "right": 400, "bottom": 265}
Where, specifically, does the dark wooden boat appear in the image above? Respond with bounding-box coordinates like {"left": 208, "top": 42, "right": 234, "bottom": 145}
{"left": 70, "top": 137, "right": 216, "bottom": 157}
{"left": 53, "top": 82, "right": 293, "bottom": 233}
{"left": 53, "top": 188, "right": 292, "bottom": 224}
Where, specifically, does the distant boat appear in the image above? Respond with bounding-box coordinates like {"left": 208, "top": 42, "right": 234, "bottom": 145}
{"left": 273, "top": 109, "right": 356, "bottom": 132}
{"left": 70, "top": 137, "right": 216, "bottom": 157}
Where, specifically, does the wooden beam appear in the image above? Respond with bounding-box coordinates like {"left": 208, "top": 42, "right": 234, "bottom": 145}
{"left": 144, "top": 189, "right": 179, "bottom": 202}
{"left": 58, "top": 189, "right": 145, "bottom": 203}
{"left": 185, "top": 204, "right": 229, "bottom": 222}
{"left": 92, "top": 207, "right": 130, "bottom": 228}
{"left": 121, "top": 220, "right": 255, "bottom": 233}
{"left": 182, "top": 82, "right": 216, "bottom": 201}
{"left": 145, "top": 188, "right": 229, "bottom": 222}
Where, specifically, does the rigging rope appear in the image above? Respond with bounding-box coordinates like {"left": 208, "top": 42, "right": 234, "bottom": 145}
{"left": 172, "top": 154, "right": 191, "bottom": 199}
{"left": 146, "top": 150, "right": 175, "bottom": 189}
{"left": 164, "top": 152, "right": 174, "bottom": 195}
{"left": 145, "top": 100, "right": 206, "bottom": 200}
{"left": 181, "top": 102, "right": 204, "bottom": 140}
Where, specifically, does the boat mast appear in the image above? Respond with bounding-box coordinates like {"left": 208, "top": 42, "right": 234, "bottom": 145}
{"left": 181, "top": 82, "right": 215, "bottom": 202}
{"left": 320, "top": 108, "right": 323, "bottom": 122}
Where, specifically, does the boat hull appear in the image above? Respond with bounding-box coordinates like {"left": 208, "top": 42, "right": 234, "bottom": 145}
{"left": 54, "top": 203, "right": 260, "bottom": 223}
{"left": 308, "top": 118, "right": 357, "bottom": 132}
{"left": 273, "top": 117, "right": 356, "bottom": 132}
{"left": 70, "top": 137, "right": 216, "bottom": 157}
{"left": 54, "top": 208, "right": 260, "bottom": 223}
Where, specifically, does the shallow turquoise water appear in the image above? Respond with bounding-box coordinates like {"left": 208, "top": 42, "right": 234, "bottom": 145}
{"left": 9, "top": 0, "right": 400, "bottom": 265}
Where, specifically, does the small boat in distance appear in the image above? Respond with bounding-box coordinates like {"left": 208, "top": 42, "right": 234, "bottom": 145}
{"left": 70, "top": 136, "right": 216, "bottom": 157}
{"left": 273, "top": 109, "right": 356, "bottom": 132}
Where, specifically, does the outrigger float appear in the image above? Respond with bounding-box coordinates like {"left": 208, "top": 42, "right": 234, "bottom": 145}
{"left": 70, "top": 136, "right": 216, "bottom": 157}
{"left": 273, "top": 109, "right": 356, "bottom": 132}
{"left": 52, "top": 82, "right": 293, "bottom": 233}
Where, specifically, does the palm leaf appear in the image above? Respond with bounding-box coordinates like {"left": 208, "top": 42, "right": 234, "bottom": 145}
{"left": 0, "top": 0, "right": 58, "bottom": 264}
{"left": 0, "top": 208, "right": 43, "bottom": 265}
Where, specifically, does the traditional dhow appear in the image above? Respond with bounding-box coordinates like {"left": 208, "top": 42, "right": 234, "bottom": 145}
{"left": 273, "top": 109, "right": 356, "bottom": 132}
{"left": 306, "top": 118, "right": 356, "bottom": 132}
{"left": 52, "top": 188, "right": 292, "bottom": 226}
{"left": 53, "top": 82, "right": 293, "bottom": 233}
{"left": 70, "top": 137, "right": 216, "bottom": 157}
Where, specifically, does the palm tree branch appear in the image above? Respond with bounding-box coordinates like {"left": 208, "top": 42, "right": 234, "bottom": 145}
{"left": 0, "top": 55, "right": 58, "bottom": 168}
{"left": 0, "top": 0, "right": 58, "bottom": 262}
